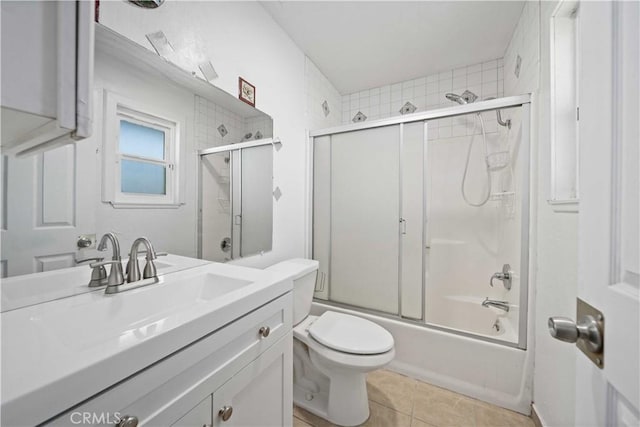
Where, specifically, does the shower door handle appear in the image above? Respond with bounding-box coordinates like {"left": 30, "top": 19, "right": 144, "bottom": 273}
{"left": 400, "top": 218, "right": 407, "bottom": 235}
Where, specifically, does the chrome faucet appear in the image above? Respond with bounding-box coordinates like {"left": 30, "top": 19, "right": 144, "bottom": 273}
{"left": 482, "top": 297, "right": 510, "bottom": 312}
{"left": 76, "top": 257, "right": 107, "bottom": 287}
{"left": 90, "top": 233, "right": 125, "bottom": 288}
{"left": 126, "top": 237, "right": 158, "bottom": 283}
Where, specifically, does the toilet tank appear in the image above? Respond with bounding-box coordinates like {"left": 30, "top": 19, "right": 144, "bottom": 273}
{"left": 266, "top": 259, "right": 319, "bottom": 325}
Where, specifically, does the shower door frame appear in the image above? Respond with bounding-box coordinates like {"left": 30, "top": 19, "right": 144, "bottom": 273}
{"left": 308, "top": 94, "right": 532, "bottom": 349}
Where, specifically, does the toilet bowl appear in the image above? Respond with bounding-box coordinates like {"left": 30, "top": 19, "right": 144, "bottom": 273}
{"left": 267, "top": 259, "right": 395, "bottom": 427}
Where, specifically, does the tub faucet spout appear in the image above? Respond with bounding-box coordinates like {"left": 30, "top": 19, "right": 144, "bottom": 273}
{"left": 482, "top": 297, "right": 510, "bottom": 312}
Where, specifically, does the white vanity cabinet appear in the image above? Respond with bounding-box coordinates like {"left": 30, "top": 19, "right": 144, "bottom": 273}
{"left": 0, "top": 0, "right": 94, "bottom": 157}
{"left": 48, "top": 292, "right": 293, "bottom": 427}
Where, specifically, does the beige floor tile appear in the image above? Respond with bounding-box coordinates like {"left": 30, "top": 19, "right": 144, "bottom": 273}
{"left": 473, "top": 402, "right": 534, "bottom": 427}
{"left": 361, "top": 401, "right": 412, "bottom": 427}
{"left": 412, "top": 382, "right": 476, "bottom": 427}
{"left": 411, "top": 417, "right": 438, "bottom": 427}
{"left": 367, "top": 369, "right": 418, "bottom": 415}
{"left": 294, "top": 415, "right": 314, "bottom": 427}
{"left": 293, "top": 406, "right": 337, "bottom": 427}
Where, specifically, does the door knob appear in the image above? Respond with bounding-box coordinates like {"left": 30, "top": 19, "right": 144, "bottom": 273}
{"left": 548, "top": 314, "right": 603, "bottom": 353}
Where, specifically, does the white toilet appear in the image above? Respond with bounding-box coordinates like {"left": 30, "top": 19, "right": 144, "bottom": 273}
{"left": 268, "top": 259, "right": 395, "bottom": 427}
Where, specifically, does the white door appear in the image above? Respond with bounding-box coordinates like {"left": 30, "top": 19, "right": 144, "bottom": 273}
{"left": 0, "top": 141, "right": 96, "bottom": 277}
{"left": 573, "top": 2, "right": 639, "bottom": 425}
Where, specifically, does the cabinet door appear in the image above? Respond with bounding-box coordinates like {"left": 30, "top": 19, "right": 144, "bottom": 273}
{"left": 212, "top": 333, "right": 292, "bottom": 427}
{"left": 171, "top": 396, "right": 212, "bottom": 427}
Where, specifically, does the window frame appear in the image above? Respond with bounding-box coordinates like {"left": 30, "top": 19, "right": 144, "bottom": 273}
{"left": 102, "top": 91, "right": 182, "bottom": 208}
{"left": 549, "top": 0, "right": 580, "bottom": 212}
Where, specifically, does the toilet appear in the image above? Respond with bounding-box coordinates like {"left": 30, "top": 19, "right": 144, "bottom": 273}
{"left": 267, "top": 259, "right": 395, "bottom": 427}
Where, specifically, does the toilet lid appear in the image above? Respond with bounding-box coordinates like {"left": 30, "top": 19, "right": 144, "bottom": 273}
{"left": 308, "top": 311, "right": 394, "bottom": 355}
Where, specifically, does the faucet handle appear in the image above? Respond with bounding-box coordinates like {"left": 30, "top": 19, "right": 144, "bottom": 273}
{"left": 126, "top": 257, "right": 141, "bottom": 283}
{"left": 90, "top": 260, "right": 120, "bottom": 268}
{"left": 76, "top": 257, "right": 104, "bottom": 265}
{"left": 143, "top": 259, "right": 158, "bottom": 279}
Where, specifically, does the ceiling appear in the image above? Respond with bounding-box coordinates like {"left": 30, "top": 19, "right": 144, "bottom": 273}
{"left": 261, "top": 1, "right": 524, "bottom": 94}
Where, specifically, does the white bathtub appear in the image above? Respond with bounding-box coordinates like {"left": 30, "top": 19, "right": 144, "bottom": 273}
{"left": 430, "top": 294, "right": 519, "bottom": 344}
{"left": 311, "top": 301, "right": 533, "bottom": 415}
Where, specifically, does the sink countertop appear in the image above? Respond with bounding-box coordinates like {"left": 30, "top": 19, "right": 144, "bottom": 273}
{"left": 0, "top": 253, "right": 211, "bottom": 313}
{"left": 1, "top": 262, "right": 293, "bottom": 426}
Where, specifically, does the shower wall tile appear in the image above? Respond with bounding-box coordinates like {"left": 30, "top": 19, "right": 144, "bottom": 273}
{"left": 341, "top": 58, "right": 505, "bottom": 136}
{"left": 195, "top": 96, "right": 244, "bottom": 149}
{"left": 195, "top": 96, "right": 274, "bottom": 150}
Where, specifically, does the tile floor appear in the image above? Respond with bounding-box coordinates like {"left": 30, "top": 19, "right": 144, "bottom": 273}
{"left": 293, "top": 370, "right": 534, "bottom": 427}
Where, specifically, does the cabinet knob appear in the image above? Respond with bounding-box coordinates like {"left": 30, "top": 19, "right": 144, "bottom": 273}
{"left": 117, "top": 415, "right": 139, "bottom": 427}
{"left": 259, "top": 326, "right": 270, "bottom": 338}
{"left": 219, "top": 405, "right": 233, "bottom": 421}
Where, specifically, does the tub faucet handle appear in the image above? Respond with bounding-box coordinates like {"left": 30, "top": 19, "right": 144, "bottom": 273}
{"left": 490, "top": 264, "right": 512, "bottom": 290}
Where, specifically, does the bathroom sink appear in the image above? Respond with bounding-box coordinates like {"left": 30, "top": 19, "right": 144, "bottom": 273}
{"left": 1, "top": 261, "right": 293, "bottom": 426}
{"left": 38, "top": 271, "right": 253, "bottom": 352}
{"left": 0, "top": 254, "right": 210, "bottom": 312}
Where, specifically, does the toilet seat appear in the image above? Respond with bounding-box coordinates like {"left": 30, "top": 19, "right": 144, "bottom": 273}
{"left": 309, "top": 311, "right": 394, "bottom": 355}
{"left": 294, "top": 314, "right": 395, "bottom": 372}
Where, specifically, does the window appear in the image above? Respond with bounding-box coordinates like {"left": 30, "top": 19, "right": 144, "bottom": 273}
{"left": 102, "top": 91, "right": 181, "bottom": 208}
{"left": 549, "top": 0, "right": 580, "bottom": 211}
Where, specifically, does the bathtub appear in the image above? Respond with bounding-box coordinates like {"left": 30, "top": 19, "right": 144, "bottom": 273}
{"left": 311, "top": 301, "right": 533, "bottom": 415}
{"left": 430, "top": 294, "right": 519, "bottom": 344}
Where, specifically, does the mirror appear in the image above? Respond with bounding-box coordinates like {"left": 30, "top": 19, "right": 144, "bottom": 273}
{"left": 0, "top": 25, "right": 274, "bottom": 281}
{"left": 200, "top": 144, "right": 273, "bottom": 262}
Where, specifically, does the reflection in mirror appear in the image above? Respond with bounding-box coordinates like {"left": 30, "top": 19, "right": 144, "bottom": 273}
{"left": 201, "top": 152, "right": 233, "bottom": 262}
{"left": 0, "top": 25, "right": 274, "bottom": 289}
{"left": 199, "top": 143, "right": 273, "bottom": 262}
{"left": 240, "top": 145, "right": 273, "bottom": 257}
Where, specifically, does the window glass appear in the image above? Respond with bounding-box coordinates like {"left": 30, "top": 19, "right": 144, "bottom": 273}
{"left": 119, "top": 120, "right": 165, "bottom": 160}
{"left": 121, "top": 159, "right": 166, "bottom": 195}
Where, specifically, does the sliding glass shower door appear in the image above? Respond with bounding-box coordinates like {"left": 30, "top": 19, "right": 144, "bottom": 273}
{"left": 313, "top": 123, "right": 425, "bottom": 318}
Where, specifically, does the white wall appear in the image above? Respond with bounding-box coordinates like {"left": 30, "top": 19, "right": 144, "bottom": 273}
{"left": 504, "top": 1, "right": 578, "bottom": 425}
{"left": 305, "top": 57, "right": 342, "bottom": 131}
{"left": 100, "top": 1, "right": 310, "bottom": 267}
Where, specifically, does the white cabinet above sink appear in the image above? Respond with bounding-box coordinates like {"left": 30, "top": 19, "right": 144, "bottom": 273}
{"left": 0, "top": 1, "right": 94, "bottom": 157}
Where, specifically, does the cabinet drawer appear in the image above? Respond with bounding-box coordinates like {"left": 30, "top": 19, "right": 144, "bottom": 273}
{"left": 212, "top": 333, "right": 293, "bottom": 427}
{"left": 48, "top": 292, "right": 292, "bottom": 426}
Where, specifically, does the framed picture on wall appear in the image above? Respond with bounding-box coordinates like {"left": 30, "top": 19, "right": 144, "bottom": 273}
{"left": 238, "top": 77, "right": 256, "bottom": 107}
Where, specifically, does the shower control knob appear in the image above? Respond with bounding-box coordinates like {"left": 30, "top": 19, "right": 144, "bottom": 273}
{"left": 548, "top": 315, "right": 603, "bottom": 352}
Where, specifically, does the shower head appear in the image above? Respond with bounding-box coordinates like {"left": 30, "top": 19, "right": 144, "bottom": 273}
{"left": 445, "top": 93, "right": 467, "bottom": 105}
{"left": 445, "top": 90, "right": 478, "bottom": 105}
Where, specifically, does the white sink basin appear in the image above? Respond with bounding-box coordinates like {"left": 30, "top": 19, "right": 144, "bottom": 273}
{"left": 0, "top": 254, "right": 210, "bottom": 312}
{"left": 44, "top": 271, "right": 252, "bottom": 352}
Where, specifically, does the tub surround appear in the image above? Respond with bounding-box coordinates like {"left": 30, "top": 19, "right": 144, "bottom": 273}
{"left": 1, "top": 262, "right": 293, "bottom": 426}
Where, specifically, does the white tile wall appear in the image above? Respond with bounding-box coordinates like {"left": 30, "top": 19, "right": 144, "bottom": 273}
{"left": 341, "top": 58, "right": 505, "bottom": 138}
{"left": 195, "top": 96, "right": 274, "bottom": 149}
{"left": 305, "top": 57, "right": 342, "bottom": 130}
